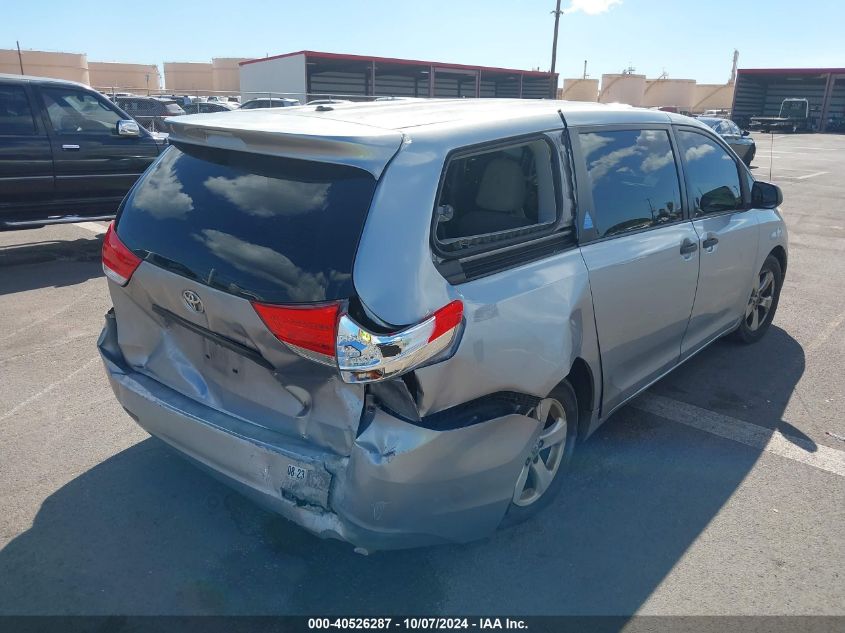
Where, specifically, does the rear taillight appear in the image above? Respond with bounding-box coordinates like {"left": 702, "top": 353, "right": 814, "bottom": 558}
{"left": 102, "top": 222, "right": 141, "bottom": 286}
{"left": 252, "top": 301, "right": 341, "bottom": 364}
{"left": 251, "top": 299, "right": 464, "bottom": 382}
{"left": 336, "top": 300, "right": 464, "bottom": 383}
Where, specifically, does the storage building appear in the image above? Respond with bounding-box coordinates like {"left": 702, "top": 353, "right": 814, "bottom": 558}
{"left": 732, "top": 68, "right": 845, "bottom": 132}
{"left": 239, "top": 51, "right": 558, "bottom": 103}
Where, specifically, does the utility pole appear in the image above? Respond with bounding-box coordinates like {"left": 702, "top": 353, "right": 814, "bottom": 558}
{"left": 16, "top": 41, "right": 24, "bottom": 75}
{"left": 549, "top": 0, "right": 563, "bottom": 98}
{"left": 729, "top": 49, "right": 739, "bottom": 84}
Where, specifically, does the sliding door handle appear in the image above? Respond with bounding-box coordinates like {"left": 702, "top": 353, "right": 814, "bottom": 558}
{"left": 703, "top": 236, "right": 719, "bottom": 249}
{"left": 680, "top": 238, "right": 698, "bottom": 256}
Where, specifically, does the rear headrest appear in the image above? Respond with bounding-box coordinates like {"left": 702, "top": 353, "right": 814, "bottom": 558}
{"left": 475, "top": 158, "right": 525, "bottom": 213}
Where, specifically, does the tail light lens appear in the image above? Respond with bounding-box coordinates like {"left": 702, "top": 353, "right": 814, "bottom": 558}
{"left": 102, "top": 223, "right": 142, "bottom": 286}
{"left": 336, "top": 300, "right": 464, "bottom": 383}
{"left": 251, "top": 299, "right": 464, "bottom": 382}
{"left": 252, "top": 301, "right": 341, "bottom": 365}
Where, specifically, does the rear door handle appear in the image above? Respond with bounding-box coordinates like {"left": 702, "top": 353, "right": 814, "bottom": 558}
{"left": 703, "top": 236, "right": 719, "bottom": 249}
{"left": 61, "top": 144, "right": 80, "bottom": 151}
{"left": 680, "top": 238, "right": 698, "bottom": 255}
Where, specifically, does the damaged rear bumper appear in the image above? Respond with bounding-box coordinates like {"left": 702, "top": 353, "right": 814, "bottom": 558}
{"left": 98, "top": 312, "right": 542, "bottom": 550}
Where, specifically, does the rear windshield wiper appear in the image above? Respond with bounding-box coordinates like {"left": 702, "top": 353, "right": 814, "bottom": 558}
{"left": 141, "top": 251, "right": 201, "bottom": 282}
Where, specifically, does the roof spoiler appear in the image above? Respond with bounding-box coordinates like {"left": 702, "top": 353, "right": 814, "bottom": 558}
{"left": 165, "top": 111, "right": 405, "bottom": 178}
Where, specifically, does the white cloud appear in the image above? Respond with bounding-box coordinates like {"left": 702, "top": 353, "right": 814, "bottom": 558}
{"left": 132, "top": 152, "right": 194, "bottom": 219}
{"left": 193, "top": 229, "right": 329, "bottom": 303}
{"left": 204, "top": 175, "right": 330, "bottom": 217}
{"left": 580, "top": 133, "right": 614, "bottom": 159}
{"left": 685, "top": 143, "right": 716, "bottom": 163}
{"left": 587, "top": 144, "right": 638, "bottom": 182}
{"left": 564, "top": 0, "right": 623, "bottom": 15}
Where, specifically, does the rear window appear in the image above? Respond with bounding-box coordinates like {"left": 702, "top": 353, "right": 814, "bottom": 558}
{"left": 116, "top": 145, "right": 378, "bottom": 304}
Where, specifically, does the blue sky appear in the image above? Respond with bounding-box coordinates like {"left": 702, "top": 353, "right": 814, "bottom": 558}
{"left": 3, "top": 0, "right": 843, "bottom": 84}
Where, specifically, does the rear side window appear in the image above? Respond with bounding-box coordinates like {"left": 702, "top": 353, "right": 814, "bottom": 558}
{"left": 434, "top": 138, "right": 560, "bottom": 250}
{"left": 116, "top": 145, "right": 378, "bottom": 304}
{"left": 0, "top": 86, "right": 36, "bottom": 135}
{"left": 579, "top": 129, "right": 682, "bottom": 238}
{"left": 676, "top": 129, "right": 742, "bottom": 216}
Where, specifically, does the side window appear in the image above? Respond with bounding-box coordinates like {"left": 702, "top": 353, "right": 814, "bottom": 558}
{"left": 41, "top": 88, "right": 123, "bottom": 135}
{"left": 0, "top": 86, "right": 37, "bottom": 135}
{"left": 579, "top": 129, "right": 682, "bottom": 238}
{"left": 435, "top": 138, "right": 560, "bottom": 248}
{"left": 676, "top": 129, "right": 742, "bottom": 216}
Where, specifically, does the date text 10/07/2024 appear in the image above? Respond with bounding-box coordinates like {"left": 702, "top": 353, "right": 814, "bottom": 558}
{"left": 307, "top": 618, "right": 528, "bottom": 630}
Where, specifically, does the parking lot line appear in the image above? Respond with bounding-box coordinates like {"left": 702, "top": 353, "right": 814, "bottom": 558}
{"left": 794, "top": 171, "right": 829, "bottom": 180}
{"left": 0, "top": 356, "right": 100, "bottom": 424}
{"left": 74, "top": 222, "right": 108, "bottom": 235}
{"left": 632, "top": 393, "right": 845, "bottom": 478}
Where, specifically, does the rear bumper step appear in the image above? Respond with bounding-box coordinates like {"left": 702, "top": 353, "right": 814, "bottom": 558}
{"left": 98, "top": 311, "right": 542, "bottom": 550}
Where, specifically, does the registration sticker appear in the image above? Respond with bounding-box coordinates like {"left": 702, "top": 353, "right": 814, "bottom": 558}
{"left": 287, "top": 464, "right": 309, "bottom": 481}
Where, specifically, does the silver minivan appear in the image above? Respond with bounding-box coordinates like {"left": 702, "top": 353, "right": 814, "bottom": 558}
{"left": 98, "top": 99, "right": 787, "bottom": 550}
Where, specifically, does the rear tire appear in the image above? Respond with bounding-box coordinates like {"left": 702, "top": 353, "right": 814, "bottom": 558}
{"left": 501, "top": 380, "right": 578, "bottom": 526}
{"left": 732, "top": 254, "right": 782, "bottom": 344}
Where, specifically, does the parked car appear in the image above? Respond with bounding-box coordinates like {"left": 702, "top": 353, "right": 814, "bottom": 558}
{"left": 700, "top": 109, "right": 730, "bottom": 118}
{"left": 183, "top": 101, "right": 237, "bottom": 114}
{"left": 697, "top": 116, "right": 756, "bottom": 165}
{"left": 239, "top": 97, "right": 300, "bottom": 109}
{"left": 0, "top": 74, "right": 164, "bottom": 229}
{"left": 306, "top": 98, "right": 353, "bottom": 105}
{"left": 373, "top": 96, "right": 425, "bottom": 102}
{"left": 99, "top": 99, "right": 787, "bottom": 550}
{"left": 114, "top": 95, "right": 185, "bottom": 131}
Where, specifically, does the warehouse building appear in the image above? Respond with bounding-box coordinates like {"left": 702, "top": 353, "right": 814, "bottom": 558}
{"left": 239, "top": 50, "right": 557, "bottom": 103}
{"left": 89, "top": 62, "right": 161, "bottom": 92}
{"left": 732, "top": 68, "right": 845, "bottom": 132}
{"left": 0, "top": 49, "right": 89, "bottom": 83}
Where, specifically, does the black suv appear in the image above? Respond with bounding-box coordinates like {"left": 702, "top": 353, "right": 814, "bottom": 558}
{"left": 0, "top": 74, "right": 164, "bottom": 229}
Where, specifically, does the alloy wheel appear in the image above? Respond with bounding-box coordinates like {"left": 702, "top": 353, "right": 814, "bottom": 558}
{"left": 512, "top": 398, "right": 568, "bottom": 507}
{"left": 746, "top": 269, "right": 775, "bottom": 332}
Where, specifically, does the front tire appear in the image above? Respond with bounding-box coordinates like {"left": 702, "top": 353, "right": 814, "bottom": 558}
{"left": 732, "top": 254, "right": 782, "bottom": 344}
{"left": 502, "top": 380, "right": 578, "bottom": 526}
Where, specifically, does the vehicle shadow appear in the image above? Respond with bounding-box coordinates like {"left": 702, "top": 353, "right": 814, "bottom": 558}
{"left": 0, "top": 234, "right": 102, "bottom": 265}
{"left": 0, "top": 240, "right": 103, "bottom": 295}
{"left": 0, "top": 327, "right": 804, "bottom": 616}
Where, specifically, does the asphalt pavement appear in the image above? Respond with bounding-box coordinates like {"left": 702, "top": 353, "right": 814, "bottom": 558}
{"left": 0, "top": 132, "right": 843, "bottom": 617}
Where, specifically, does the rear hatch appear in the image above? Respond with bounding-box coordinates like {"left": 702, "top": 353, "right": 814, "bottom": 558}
{"left": 109, "top": 119, "right": 403, "bottom": 456}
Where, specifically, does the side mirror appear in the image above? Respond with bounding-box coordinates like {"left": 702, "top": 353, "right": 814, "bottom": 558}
{"left": 116, "top": 119, "right": 141, "bottom": 137}
{"left": 751, "top": 181, "right": 783, "bottom": 209}
{"left": 741, "top": 129, "right": 750, "bottom": 137}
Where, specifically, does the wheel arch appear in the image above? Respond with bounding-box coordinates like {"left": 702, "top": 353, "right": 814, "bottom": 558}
{"left": 769, "top": 245, "right": 787, "bottom": 278}
{"left": 566, "top": 357, "right": 596, "bottom": 440}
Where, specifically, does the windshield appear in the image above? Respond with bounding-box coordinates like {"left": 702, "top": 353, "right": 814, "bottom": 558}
{"left": 780, "top": 100, "right": 807, "bottom": 117}
{"left": 116, "top": 145, "right": 378, "bottom": 303}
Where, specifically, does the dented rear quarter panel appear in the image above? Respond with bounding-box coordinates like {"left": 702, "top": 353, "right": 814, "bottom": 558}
{"left": 354, "top": 118, "right": 602, "bottom": 418}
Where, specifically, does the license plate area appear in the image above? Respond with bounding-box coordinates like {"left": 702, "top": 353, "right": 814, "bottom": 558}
{"left": 279, "top": 456, "right": 332, "bottom": 508}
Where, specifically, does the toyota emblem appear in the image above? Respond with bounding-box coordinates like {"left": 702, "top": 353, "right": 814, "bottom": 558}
{"left": 182, "top": 290, "right": 204, "bottom": 313}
